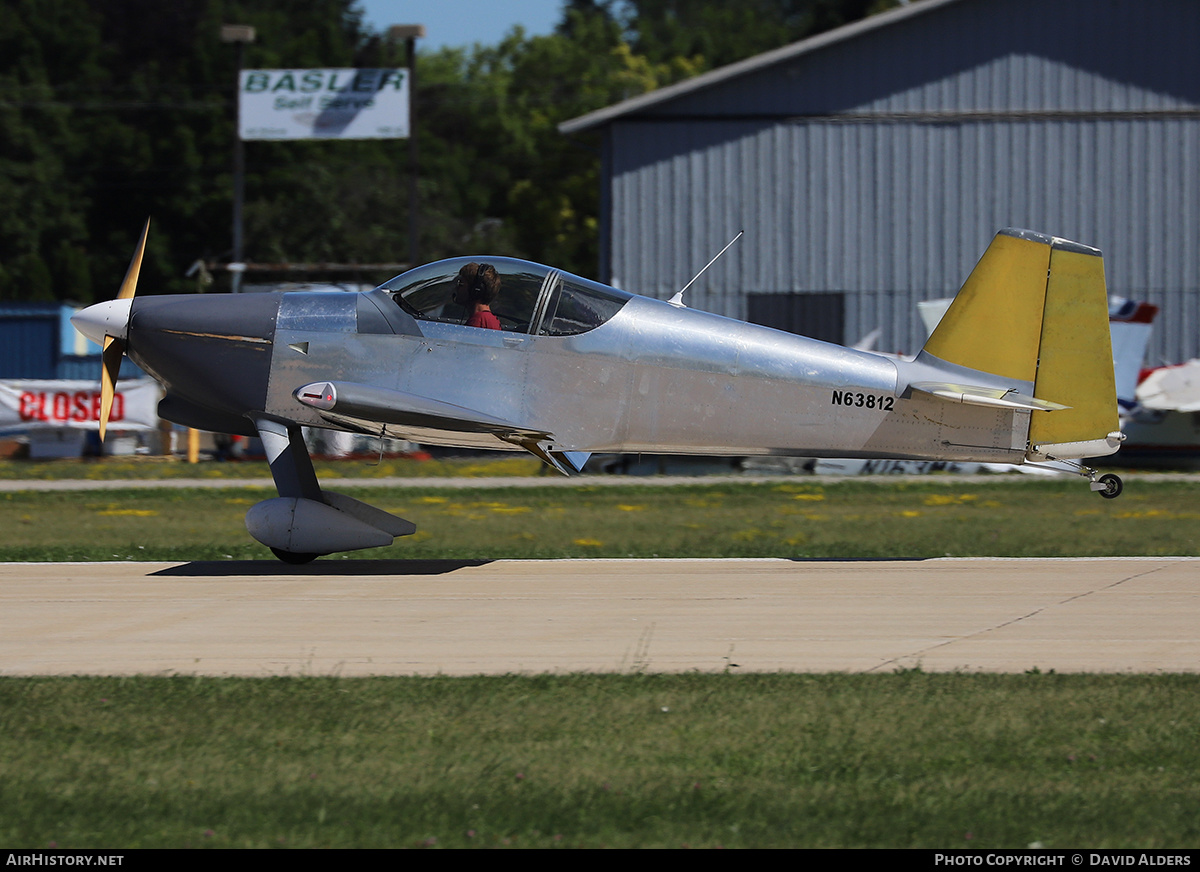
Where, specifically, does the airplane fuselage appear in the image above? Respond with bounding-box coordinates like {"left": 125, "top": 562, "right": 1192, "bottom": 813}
{"left": 126, "top": 284, "right": 1029, "bottom": 465}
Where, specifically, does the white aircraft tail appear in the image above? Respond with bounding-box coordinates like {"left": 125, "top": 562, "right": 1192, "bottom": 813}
{"left": 918, "top": 228, "right": 1121, "bottom": 461}
{"left": 1108, "top": 298, "right": 1158, "bottom": 408}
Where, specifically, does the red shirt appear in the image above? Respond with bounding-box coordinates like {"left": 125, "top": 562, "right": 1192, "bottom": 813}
{"left": 467, "top": 310, "right": 501, "bottom": 330}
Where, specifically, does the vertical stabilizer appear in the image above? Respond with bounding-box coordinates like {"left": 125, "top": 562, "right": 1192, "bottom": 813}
{"left": 918, "top": 229, "right": 1121, "bottom": 461}
{"left": 922, "top": 229, "right": 1049, "bottom": 383}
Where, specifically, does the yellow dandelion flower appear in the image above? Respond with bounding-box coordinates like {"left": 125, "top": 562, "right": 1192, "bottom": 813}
{"left": 923, "top": 494, "right": 959, "bottom": 506}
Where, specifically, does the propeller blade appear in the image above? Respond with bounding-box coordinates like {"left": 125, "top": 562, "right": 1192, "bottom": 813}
{"left": 116, "top": 217, "right": 150, "bottom": 301}
{"left": 94, "top": 218, "right": 148, "bottom": 442}
{"left": 99, "top": 335, "right": 125, "bottom": 442}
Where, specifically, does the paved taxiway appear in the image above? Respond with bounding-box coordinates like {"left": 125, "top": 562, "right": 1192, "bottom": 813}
{"left": 1, "top": 557, "right": 1196, "bottom": 675}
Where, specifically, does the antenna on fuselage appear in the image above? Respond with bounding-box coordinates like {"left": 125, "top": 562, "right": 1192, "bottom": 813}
{"left": 668, "top": 230, "right": 744, "bottom": 308}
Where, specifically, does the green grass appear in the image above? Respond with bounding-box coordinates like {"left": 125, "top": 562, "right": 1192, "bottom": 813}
{"left": 2, "top": 673, "right": 1198, "bottom": 848}
{"left": 3, "top": 473, "right": 1195, "bottom": 848}
{"left": 0, "top": 455, "right": 545, "bottom": 481}
{"left": 0, "top": 478, "right": 1194, "bottom": 561}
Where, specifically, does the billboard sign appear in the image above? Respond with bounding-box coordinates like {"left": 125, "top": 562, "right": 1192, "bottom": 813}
{"left": 239, "top": 68, "right": 409, "bottom": 140}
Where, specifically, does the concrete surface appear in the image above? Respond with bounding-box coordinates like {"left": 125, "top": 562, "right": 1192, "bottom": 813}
{"left": 1, "top": 557, "right": 1196, "bottom": 676}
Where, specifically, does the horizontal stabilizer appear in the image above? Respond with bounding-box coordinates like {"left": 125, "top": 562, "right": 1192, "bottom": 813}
{"left": 911, "top": 382, "right": 1070, "bottom": 412}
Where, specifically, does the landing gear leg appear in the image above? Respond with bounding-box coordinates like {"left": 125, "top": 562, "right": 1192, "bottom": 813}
{"left": 254, "top": 415, "right": 323, "bottom": 502}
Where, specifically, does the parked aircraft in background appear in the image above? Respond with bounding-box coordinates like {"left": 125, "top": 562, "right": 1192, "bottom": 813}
{"left": 72, "top": 223, "right": 1124, "bottom": 562}
{"left": 1122, "top": 357, "right": 1200, "bottom": 468}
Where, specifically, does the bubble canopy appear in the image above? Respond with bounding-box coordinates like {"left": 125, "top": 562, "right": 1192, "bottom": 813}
{"left": 379, "top": 256, "right": 632, "bottom": 336}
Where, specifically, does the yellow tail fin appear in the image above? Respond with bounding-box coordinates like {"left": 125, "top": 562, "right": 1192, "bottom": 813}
{"left": 921, "top": 228, "right": 1120, "bottom": 459}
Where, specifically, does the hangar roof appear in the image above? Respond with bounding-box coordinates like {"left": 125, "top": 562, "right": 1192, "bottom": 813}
{"left": 559, "top": 0, "right": 962, "bottom": 134}
{"left": 560, "top": 0, "right": 1199, "bottom": 133}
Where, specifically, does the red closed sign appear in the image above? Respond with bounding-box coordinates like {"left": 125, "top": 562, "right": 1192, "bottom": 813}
{"left": 0, "top": 379, "right": 158, "bottom": 431}
{"left": 18, "top": 390, "right": 126, "bottom": 424}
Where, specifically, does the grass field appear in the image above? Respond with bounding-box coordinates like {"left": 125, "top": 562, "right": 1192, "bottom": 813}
{"left": 2, "top": 673, "right": 1199, "bottom": 849}
{"left": 0, "top": 454, "right": 544, "bottom": 481}
{"left": 3, "top": 467, "right": 1196, "bottom": 848}
{"left": 0, "top": 476, "right": 1194, "bottom": 562}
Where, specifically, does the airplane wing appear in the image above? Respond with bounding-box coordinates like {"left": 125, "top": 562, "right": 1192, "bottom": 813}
{"left": 292, "top": 381, "right": 590, "bottom": 474}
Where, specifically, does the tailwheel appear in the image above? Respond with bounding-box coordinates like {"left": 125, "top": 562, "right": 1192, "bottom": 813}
{"left": 1095, "top": 473, "right": 1123, "bottom": 500}
{"left": 270, "top": 548, "right": 319, "bottom": 565}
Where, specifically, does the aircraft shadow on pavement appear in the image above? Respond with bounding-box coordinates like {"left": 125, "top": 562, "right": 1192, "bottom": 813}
{"left": 151, "top": 559, "right": 494, "bottom": 577}
{"left": 149, "top": 557, "right": 933, "bottom": 577}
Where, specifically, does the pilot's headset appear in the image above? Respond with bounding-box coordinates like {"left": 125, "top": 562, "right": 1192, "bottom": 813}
{"left": 469, "top": 262, "right": 495, "bottom": 303}
{"left": 456, "top": 262, "right": 495, "bottom": 324}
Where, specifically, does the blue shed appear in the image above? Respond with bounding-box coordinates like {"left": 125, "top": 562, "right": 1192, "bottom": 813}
{"left": 0, "top": 303, "right": 145, "bottom": 380}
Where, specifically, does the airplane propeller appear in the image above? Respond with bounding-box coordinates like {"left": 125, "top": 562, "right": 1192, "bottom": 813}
{"left": 72, "top": 218, "right": 150, "bottom": 441}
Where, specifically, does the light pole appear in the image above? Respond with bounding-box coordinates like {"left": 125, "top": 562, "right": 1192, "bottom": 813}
{"left": 388, "top": 24, "right": 424, "bottom": 269}
{"left": 221, "top": 24, "right": 256, "bottom": 292}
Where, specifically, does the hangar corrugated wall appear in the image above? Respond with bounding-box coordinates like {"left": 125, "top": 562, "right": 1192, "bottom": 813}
{"left": 564, "top": 0, "right": 1200, "bottom": 364}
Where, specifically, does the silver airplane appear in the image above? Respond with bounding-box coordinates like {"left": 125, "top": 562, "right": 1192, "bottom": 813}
{"left": 72, "top": 222, "right": 1125, "bottom": 563}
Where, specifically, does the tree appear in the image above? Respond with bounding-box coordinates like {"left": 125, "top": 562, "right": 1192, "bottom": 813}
{"left": 0, "top": 0, "right": 897, "bottom": 299}
{"left": 618, "top": 0, "right": 903, "bottom": 69}
{"left": 0, "top": 0, "right": 105, "bottom": 300}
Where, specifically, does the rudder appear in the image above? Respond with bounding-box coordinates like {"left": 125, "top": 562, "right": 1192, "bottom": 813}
{"left": 1027, "top": 239, "right": 1121, "bottom": 459}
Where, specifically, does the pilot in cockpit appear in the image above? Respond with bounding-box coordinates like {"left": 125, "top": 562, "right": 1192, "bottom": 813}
{"left": 452, "top": 262, "right": 502, "bottom": 330}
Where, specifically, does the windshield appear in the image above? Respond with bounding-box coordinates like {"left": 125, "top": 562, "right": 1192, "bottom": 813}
{"left": 378, "top": 256, "right": 630, "bottom": 336}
